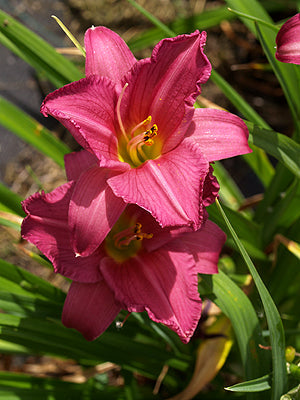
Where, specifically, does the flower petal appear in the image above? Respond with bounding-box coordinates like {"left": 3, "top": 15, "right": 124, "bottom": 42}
{"left": 100, "top": 250, "right": 201, "bottom": 343}
{"left": 276, "top": 14, "right": 300, "bottom": 65}
{"left": 170, "top": 220, "right": 226, "bottom": 275}
{"left": 65, "top": 150, "right": 98, "bottom": 181}
{"left": 85, "top": 26, "right": 137, "bottom": 81}
{"left": 21, "top": 182, "right": 102, "bottom": 282}
{"left": 186, "top": 108, "right": 251, "bottom": 162}
{"left": 203, "top": 165, "right": 220, "bottom": 207}
{"left": 41, "top": 76, "right": 120, "bottom": 163}
{"left": 69, "top": 166, "right": 126, "bottom": 257}
{"left": 120, "top": 31, "right": 211, "bottom": 151}
{"left": 108, "top": 139, "right": 209, "bottom": 229}
{"left": 62, "top": 280, "right": 121, "bottom": 341}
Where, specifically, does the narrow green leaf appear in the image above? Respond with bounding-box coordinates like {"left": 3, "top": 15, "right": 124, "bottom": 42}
{"left": 256, "top": 22, "right": 300, "bottom": 138}
{"left": 199, "top": 270, "right": 268, "bottom": 381}
{"left": 224, "top": 0, "right": 300, "bottom": 137}
{"left": 0, "top": 96, "right": 70, "bottom": 167}
{"left": 226, "top": 373, "right": 272, "bottom": 392}
{"left": 0, "top": 10, "right": 83, "bottom": 87}
{"left": 213, "top": 162, "right": 245, "bottom": 210}
{"left": 128, "top": 6, "right": 235, "bottom": 52}
{"left": 216, "top": 199, "right": 287, "bottom": 399}
{"left": 208, "top": 203, "right": 265, "bottom": 259}
{"left": 227, "top": 8, "right": 279, "bottom": 31}
{"left": 261, "top": 179, "right": 300, "bottom": 245}
{"left": 210, "top": 70, "right": 274, "bottom": 187}
{"left": 51, "top": 15, "right": 86, "bottom": 57}
{"left": 0, "top": 182, "right": 24, "bottom": 216}
{"left": 0, "top": 211, "right": 22, "bottom": 231}
{"left": 0, "top": 258, "right": 65, "bottom": 303}
{"left": 126, "top": 0, "right": 174, "bottom": 37}
{"left": 0, "top": 313, "right": 190, "bottom": 381}
{"left": 247, "top": 122, "right": 300, "bottom": 178}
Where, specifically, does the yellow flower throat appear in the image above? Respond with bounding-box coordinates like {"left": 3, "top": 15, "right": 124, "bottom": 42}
{"left": 116, "top": 83, "right": 161, "bottom": 168}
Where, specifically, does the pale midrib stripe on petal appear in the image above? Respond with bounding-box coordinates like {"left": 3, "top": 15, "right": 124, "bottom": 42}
{"left": 30, "top": 214, "right": 67, "bottom": 229}
{"left": 147, "top": 161, "right": 189, "bottom": 223}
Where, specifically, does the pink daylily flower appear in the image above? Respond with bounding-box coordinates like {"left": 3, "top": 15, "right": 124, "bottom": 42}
{"left": 41, "top": 26, "right": 251, "bottom": 257}
{"left": 21, "top": 181, "right": 226, "bottom": 343}
{"left": 276, "top": 13, "right": 300, "bottom": 65}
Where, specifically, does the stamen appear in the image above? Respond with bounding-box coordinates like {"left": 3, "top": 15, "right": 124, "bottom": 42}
{"left": 116, "top": 312, "right": 131, "bottom": 328}
{"left": 113, "top": 222, "right": 153, "bottom": 248}
{"left": 116, "top": 83, "right": 129, "bottom": 142}
{"left": 130, "top": 116, "right": 152, "bottom": 138}
{"left": 126, "top": 123, "right": 159, "bottom": 166}
{"left": 143, "top": 124, "right": 158, "bottom": 145}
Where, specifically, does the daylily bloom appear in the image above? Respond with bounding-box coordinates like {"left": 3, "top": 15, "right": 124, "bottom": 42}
{"left": 276, "top": 13, "right": 300, "bottom": 65}
{"left": 41, "top": 26, "right": 251, "bottom": 258}
{"left": 21, "top": 179, "right": 226, "bottom": 343}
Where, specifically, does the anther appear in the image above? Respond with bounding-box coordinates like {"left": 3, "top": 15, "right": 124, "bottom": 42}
{"left": 143, "top": 124, "right": 158, "bottom": 145}
{"left": 113, "top": 222, "right": 153, "bottom": 248}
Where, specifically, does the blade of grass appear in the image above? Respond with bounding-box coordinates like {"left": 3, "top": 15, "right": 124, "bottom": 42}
{"left": 215, "top": 199, "right": 287, "bottom": 399}
{"left": 51, "top": 15, "right": 86, "bottom": 57}
{"left": 128, "top": 6, "right": 235, "bottom": 52}
{"left": 247, "top": 122, "right": 300, "bottom": 178}
{"left": 199, "top": 270, "right": 269, "bottom": 387}
{"left": 0, "top": 96, "right": 70, "bottom": 167}
{"left": 225, "top": 0, "right": 300, "bottom": 138}
{"left": 0, "top": 183, "right": 24, "bottom": 217}
{"left": 0, "top": 10, "right": 83, "bottom": 88}
{"left": 226, "top": 373, "right": 272, "bottom": 392}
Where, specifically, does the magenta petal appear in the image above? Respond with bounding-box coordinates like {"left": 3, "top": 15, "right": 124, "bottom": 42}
{"left": 203, "top": 165, "right": 220, "bottom": 207}
{"left": 186, "top": 108, "right": 251, "bottom": 162}
{"left": 41, "top": 76, "right": 119, "bottom": 162}
{"left": 69, "top": 166, "right": 126, "bottom": 257}
{"left": 62, "top": 280, "right": 121, "bottom": 341}
{"left": 100, "top": 250, "right": 201, "bottom": 343}
{"left": 65, "top": 150, "right": 98, "bottom": 181}
{"left": 108, "top": 140, "right": 209, "bottom": 229}
{"left": 21, "top": 183, "right": 102, "bottom": 282}
{"left": 85, "top": 26, "right": 137, "bottom": 81}
{"left": 120, "top": 31, "right": 211, "bottom": 150}
{"left": 276, "top": 14, "right": 300, "bottom": 64}
{"left": 171, "top": 220, "right": 226, "bottom": 275}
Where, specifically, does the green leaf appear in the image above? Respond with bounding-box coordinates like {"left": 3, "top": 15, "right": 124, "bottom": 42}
{"left": 0, "top": 371, "right": 127, "bottom": 400}
{"left": 0, "top": 258, "right": 65, "bottom": 318}
{"left": 216, "top": 199, "right": 288, "bottom": 399}
{"left": 255, "top": 22, "right": 300, "bottom": 138}
{"left": 224, "top": 0, "right": 300, "bottom": 138}
{"left": 128, "top": 6, "right": 235, "bottom": 52}
{"left": 199, "top": 270, "right": 268, "bottom": 382}
{"left": 213, "top": 162, "right": 245, "bottom": 210}
{"left": 247, "top": 122, "right": 300, "bottom": 178}
{"left": 208, "top": 203, "right": 266, "bottom": 260}
{"left": 226, "top": 373, "right": 272, "bottom": 392}
{"left": 0, "top": 313, "right": 190, "bottom": 382}
{"left": 261, "top": 179, "right": 300, "bottom": 245}
{"left": 0, "top": 10, "right": 83, "bottom": 88}
{"left": 210, "top": 70, "right": 274, "bottom": 187}
{"left": 0, "top": 211, "right": 22, "bottom": 231}
{"left": 0, "top": 182, "right": 24, "bottom": 216}
{"left": 0, "top": 96, "right": 70, "bottom": 167}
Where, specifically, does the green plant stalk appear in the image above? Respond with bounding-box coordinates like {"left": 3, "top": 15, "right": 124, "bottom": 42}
{"left": 216, "top": 199, "right": 287, "bottom": 399}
